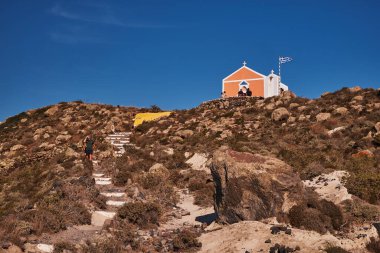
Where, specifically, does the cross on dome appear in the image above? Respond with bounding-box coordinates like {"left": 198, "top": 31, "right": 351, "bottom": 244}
{"left": 243, "top": 61, "right": 247, "bottom": 66}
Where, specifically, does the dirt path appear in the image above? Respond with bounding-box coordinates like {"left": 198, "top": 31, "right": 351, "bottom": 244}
{"left": 160, "top": 189, "right": 215, "bottom": 231}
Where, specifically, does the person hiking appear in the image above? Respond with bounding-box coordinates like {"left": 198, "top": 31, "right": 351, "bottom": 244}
{"left": 83, "top": 135, "right": 95, "bottom": 161}
{"left": 238, "top": 89, "right": 244, "bottom": 97}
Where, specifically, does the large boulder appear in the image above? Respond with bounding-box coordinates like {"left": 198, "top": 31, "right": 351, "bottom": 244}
{"left": 334, "top": 107, "right": 348, "bottom": 115}
{"left": 148, "top": 163, "right": 169, "bottom": 176}
{"left": 316, "top": 112, "right": 331, "bottom": 122}
{"left": 186, "top": 153, "right": 209, "bottom": 173}
{"left": 279, "top": 90, "right": 296, "bottom": 100}
{"left": 10, "top": 144, "right": 25, "bottom": 152}
{"left": 271, "top": 107, "right": 290, "bottom": 122}
{"left": 44, "top": 105, "right": 59, "bottom": 116}
{"left": 210, "top": 148, "right": 304, "bottom": 224}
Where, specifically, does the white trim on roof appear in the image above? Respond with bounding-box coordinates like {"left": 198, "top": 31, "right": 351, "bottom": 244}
{"left": 223, "top": 65, "right": 266, "bottom": 82}
{"left": 224, "top": 77, "right": 264, "bottom": 83}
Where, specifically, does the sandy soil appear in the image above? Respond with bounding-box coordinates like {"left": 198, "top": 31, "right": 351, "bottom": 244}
{"left": 199, "top": 221, "right": 376, "bottom": 253}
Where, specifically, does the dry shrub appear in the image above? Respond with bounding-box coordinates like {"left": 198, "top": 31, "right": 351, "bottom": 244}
{"left": 323, "top": 119, "right": 339, "bottom": 130}
{"left": 114, "top": 160, "right": 152, "bottom": 186}
{"left": 139, "top": 173, "right": 162, "bottom": 190}
{"left": 366, "top": 237, "right": 380, "bottom": 253}
{"left": 0, "top": 163, "right": 54, "bottom": 217}
{"left": 169, "top": 169, "right": 213, "bottom": 207}
{"left": 111, "top": 219, "right": 140, "bottom": 250}
{"left": 28, "top": 193, "right": 91, "bottom": 234}
{"left": 172, "top": 229, "right": 202, "bottom": 252}
{"left": 345, "top": 157, "right": 380, "bottom": 204}
{"left": 342, "top": 199, "right": 380, "bottom": 222}
{"left": 325, "top": 245, "right": 350, "bottom": 253}
{"left": 117, "top": 202, "right": 161, "bottom": 229}
{"left": 310, "top": 123, "right": 328, "bottom": 136}
{"left": 82, "top": 238, "right": 123, "bottom": 253}
{"left": 113, "top": 148, "right": 154, "bottom": 186}
{"left": 137, "top": 173, "right": 179, "bottom": 207}
{"left": 278, "top": 149, "right": 329, "bottom": 180}
{"left": 53, "top": 241, "right": 77, "bottom": 253}
{"left": 188, "top": 177, "right": 214, "bottom": 207}
{"left": 162, "top": 151, "right": 189, "bottom": 170}
{"left": 135, "top": 121, "right": 156, "bottom": 134}
{"left": 289, "top": 197, "right": 343, "bottom": 234}
{"left": 154, "top": 183, "right": 179, "bottom": 207}
{"left": 0, "top": 217, "right": 33, "bottom": 247}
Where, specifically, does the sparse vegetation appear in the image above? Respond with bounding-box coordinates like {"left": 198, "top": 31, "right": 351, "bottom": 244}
{"left": 0, "top": 87, "right": 379, "bottom": 251}
{"left": 117, "top": 202, "right": 161, "bottom": 228}
{"left": 289, "top": 197, "right": 344, "bottom": 234}
{"left": 325, "top": 245, "right": 350, "bottom": 253}
{"left": 172, "top": 229, "right": 202, "bottom": 252}
{"left": 366, "top": 237, "right": 380, "bottom": 253}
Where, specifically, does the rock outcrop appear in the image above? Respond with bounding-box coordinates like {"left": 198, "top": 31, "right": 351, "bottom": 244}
{"left": 271, "top": 107, "right": 290, "bottom": 122}
{"left": 316, "top": 112, "right": 331, "bottom": 122}
{"left": 210, "top": 148, "right": 304, "bottom": 223}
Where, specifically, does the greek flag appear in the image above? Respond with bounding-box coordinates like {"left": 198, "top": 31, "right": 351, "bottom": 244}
{"left": 279, "top": 57, "right": 293, "bottom": 64}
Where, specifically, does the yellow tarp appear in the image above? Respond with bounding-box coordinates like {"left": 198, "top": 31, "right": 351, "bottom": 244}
{"left": 133, "top": 112, "right": 172, "bottom": 127}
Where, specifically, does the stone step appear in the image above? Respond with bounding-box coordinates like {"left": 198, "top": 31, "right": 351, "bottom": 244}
{"left": 37, "top": 244, "right": 54, "bottom": 253}
{"left": 95, "top": 177, "right": 111, "bottom": 181}
{"left": 107, "top": 133, "right": 131, "bottom": 136}
{"left": 106, "top": 200, "right": 127, "bottom": 207}
{"left": 107, "top": 137, "right": 130, "bottom": 141}
{"left": 112, "top": 143, "right": 127, "bottom": 147}
{"left": 111, "top": 140, "right": 130, "bottom": 144}
{"left": 106, "top": 136, "right": 131, "bottom": 139}
{"left": 101, "top": 192, "right": 126, "bottom": 198}
{"left": 95, "top": 178, "right": 112, "bottom": 185}
{"left": 91, "top": 211, "right": 116, "bottom": 226}
{"left": 96, "top": 181, "right": 112, "bottom": 185}
{"left": 93, "top": 173, "right": 105, "bottom": 177}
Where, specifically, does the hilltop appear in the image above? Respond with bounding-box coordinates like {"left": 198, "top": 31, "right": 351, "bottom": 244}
{"left": 0, "top": 87, "right": 380, "bottom": 253}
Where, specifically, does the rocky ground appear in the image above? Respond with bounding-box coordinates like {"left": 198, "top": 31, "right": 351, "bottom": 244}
{"left": 0, "top": 87, "right": 380, "bottom": 252}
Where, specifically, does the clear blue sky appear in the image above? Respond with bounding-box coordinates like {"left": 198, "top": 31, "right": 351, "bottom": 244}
{"left": 1, "top": 0, "right": 379, "bottom": 121}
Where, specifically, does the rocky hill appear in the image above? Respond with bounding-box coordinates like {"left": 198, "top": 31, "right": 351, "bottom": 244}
{"left": 0, "top": 87, "right": 380, "bottom": 253}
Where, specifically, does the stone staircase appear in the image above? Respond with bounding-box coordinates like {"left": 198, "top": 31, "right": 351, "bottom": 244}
{"left": 25, "top": 134, "right": 135, "bottom": 252}
{"left": 90, "top": 161, "right": 130, "bottom": 227}
{"left": 105, "top": 132, "right": 132, "bottom": 157}
{"left": 91, "top": 132, "right": 134, "bottom": 226}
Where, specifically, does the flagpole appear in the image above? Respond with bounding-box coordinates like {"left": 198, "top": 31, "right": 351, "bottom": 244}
{"left": 277, "top": 56, "right": 292, "bottom": 95}
{"left": 278, "top": 57, "right": 281, "bottom": 95}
